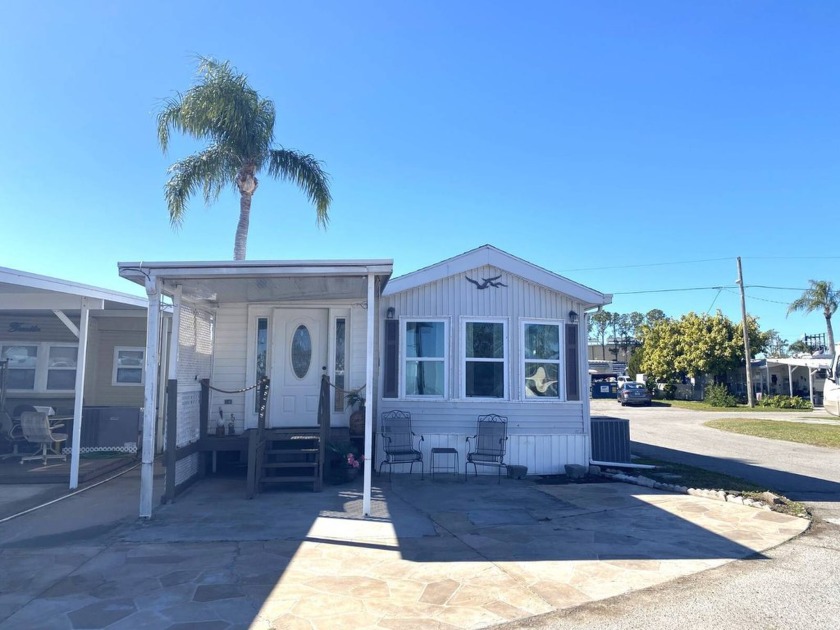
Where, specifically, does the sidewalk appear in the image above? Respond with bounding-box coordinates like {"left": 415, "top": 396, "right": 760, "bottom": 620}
{"left": 0, "top": 470, "right": 808, "bottom": 629}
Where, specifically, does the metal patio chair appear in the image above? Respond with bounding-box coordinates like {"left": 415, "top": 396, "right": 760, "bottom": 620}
{"left": 379, "top": 410, "right": 424, "bottom": 479}
{"left": 20, "top": 411, "right": 67, "bottom": 465}
{"left": 465, "top": 414, "right": 508, "bottom": 483}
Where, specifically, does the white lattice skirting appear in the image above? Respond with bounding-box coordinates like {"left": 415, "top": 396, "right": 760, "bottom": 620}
{"left": 61, "top": 444, "right": 138, "bottom": 455}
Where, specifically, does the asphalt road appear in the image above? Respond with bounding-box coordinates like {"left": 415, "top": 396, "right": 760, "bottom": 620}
{"left": 499, "top": 400, "right": 840, "bottom": 630}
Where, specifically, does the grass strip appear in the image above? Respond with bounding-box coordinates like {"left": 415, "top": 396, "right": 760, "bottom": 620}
{"left": 704, "top": 418, "right": 840, "bottom": 449}
{"left": 629, "top": 456, "right": 809, "bottom": 518}
{"left": 660, "top": 400, "right": 806, "bottom": 412}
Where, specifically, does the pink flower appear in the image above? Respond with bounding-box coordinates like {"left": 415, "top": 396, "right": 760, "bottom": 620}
{"left": 346, "top": 453, "right": 365, "bottom": 468}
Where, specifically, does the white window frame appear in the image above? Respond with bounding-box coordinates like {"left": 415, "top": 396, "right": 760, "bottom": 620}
{"left": 1, "top": 341, "right": 79, "bottom": 393}
{"left": 520, "top": 319, "right": 565, "bottom": 401}
{"left": 401, "top": 318, "right": 448, "bottom": 399}
{"left": 460, "top": 317, "right": 508, "bottom": 400}
{"left": 112, "top": 346, "right": 145, "bottom": 386}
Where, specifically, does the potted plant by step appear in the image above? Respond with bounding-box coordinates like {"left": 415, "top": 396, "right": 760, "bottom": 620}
{"left": 346, "top": 390, "right": 366, "bottom": 436}
{"left": 326, "top": 441, "right": 364, "bottom": 484}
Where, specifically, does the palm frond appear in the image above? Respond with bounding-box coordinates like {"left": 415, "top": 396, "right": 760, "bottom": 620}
{"left": 158, "top": 56, "right": 274, "bottom": 161}
{"left": 156, "top": 95, "right": 184, "bottom": 154}
{"left": 267, "top": 148, "right": 333, "bottom": 226}
{"left": 164, "top": 145, "right": 237, "bottom": 227}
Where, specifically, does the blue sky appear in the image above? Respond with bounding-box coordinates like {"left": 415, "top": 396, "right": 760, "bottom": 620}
{"left": 1, "top": 1, "right": 838, "bottom": 346}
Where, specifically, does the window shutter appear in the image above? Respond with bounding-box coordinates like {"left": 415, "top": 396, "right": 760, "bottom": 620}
{"left": 383, "top": 319, "right": 399, "bottom": 398}
{"left": 565, "top": 323, "right": 580, "bottom": 401}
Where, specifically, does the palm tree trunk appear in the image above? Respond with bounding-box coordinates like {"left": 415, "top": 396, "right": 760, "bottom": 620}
{"left": 234, "top": 167, "right": 258, "bottom": 261}
{"left": 825, "top": 311, "right": 836, "bottom": 356}
{"left": 234, "top": 192, "right": 252, "bottom": 261}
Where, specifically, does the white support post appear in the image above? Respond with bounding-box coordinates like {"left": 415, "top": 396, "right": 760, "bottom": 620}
{"left": 140, "top": 276, "right": 162, "bottom": 518}
{"left": 581, "top": 311, "right": 592, "bottom": 466}
{"left": 68, "top": 298, "right": 90, "bottom": 489}
{"left": 788, "top": 365, "right": 794, "bottom": 397}
{"left": 363, "top": 273, "right": 375, "bottom": 517}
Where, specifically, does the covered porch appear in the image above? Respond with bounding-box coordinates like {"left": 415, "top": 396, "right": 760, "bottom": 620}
{"left": 118, "top": 258, "right": 393, "bottom": 519}
{"left": 0, "top": 267, "right": 149, "bottom": 487}
{"left": 755, "top": 356, "right": 833, "bottom": 408}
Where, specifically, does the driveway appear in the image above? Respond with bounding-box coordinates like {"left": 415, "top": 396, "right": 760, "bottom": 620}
{"left": 499, "top": 401, "right": 840, "bottom": 629}
{"left": 590, "top": 399, "right": 840, "bottom": 523}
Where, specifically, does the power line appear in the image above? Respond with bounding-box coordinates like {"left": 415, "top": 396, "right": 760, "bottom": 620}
{"left": 612, "top": 285, "right": 735, "bottom": 295}
{"left": 706, "top": 288, "right": 723, "bottom": 313}
{"left": 558, "top": 256, "right": 732, "bottom": 273}
{"left": 745, "top": 256, "right": 840, "bottom": 261}
{"left": 611, "top": 284, "right": 806, "bottom": 296}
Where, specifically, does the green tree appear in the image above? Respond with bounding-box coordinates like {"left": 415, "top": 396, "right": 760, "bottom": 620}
{"left": 639, "top": 317, "right": 682, "bottom": 382}
{"left": 157, "top": 57, "right": 332, "bottom": 260}
{"left": 787, "top": 280, "right": 838, "bottom": 355}
{"left": 763, "top": 330, "right": 788, "bottom": 357}
{"left": 641, "top": 311, "right": 768, "bottom": 383}
{"left": 645, "top": 309, "right": 667, "bottom": 327}
{"left": 590, "top": 310, "right": 611, "bottom": 360}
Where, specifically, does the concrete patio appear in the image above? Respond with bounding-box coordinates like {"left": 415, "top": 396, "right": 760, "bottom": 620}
{"left": 0, "top": 468, "right": 808, "bottom": 629}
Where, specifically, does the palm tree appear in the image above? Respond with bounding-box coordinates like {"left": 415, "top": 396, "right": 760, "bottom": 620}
{"left": 157, "top": 57, "right": 332, "bottom": 260}
{"left": 787, "top": 280, "right": 839, "bottom": 355}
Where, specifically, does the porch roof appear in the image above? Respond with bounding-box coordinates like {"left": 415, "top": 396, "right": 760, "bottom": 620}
{"left": 763, "top": 356, "right": 833, "bottom": 370}
{"left": 117, "top": 259, "right": 393, "bottom": 305}
{"left": 0, "top": 266, "right": 147, "bottom": 314}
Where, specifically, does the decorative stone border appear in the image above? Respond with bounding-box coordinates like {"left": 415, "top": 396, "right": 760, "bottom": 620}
{"left": 591, "top": 465, "right": 777, "bottom": 512}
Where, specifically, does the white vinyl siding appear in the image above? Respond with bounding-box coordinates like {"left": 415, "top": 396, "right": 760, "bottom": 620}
{"left": 380, "top": 263, "right": 589, "bottom": 474}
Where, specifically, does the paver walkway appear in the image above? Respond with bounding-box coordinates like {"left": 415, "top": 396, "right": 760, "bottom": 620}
{"left": 0, "top": 469, "right": 807, "bottom": 629}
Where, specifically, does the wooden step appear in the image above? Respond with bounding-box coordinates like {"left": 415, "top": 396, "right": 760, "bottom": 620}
{"left": 260, "top": 476, "right": 320, "bottom": 484}
{"left": 263, "top": 462, "right": 318, "bottom": 468}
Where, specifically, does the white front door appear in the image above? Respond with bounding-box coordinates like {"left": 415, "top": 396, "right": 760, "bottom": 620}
{"left": 268, "top": 308, "right": 328, "bottom": 427}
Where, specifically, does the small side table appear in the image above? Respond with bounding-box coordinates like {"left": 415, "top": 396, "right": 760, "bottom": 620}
{"left": 430, "top": 447, "right": 459, "bottom": 480}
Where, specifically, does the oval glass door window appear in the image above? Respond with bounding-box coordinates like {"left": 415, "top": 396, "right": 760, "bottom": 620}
{"left": 291, "top": 325, "right": 312, "bottom": 379}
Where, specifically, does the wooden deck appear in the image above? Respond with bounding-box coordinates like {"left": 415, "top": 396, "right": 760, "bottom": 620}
{"left": 0, "top": 453, "right": 136, "bottom": 485}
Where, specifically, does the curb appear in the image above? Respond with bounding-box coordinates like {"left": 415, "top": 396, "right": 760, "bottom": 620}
{"left": 594, "top": 466, "right": 804, "bottom": 516}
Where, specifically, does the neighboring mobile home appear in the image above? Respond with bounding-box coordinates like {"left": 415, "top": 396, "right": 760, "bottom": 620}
{"left": 118, "top": 246, "right": 610, "bottom": 518}
{"left": 0, "top": 266, "right": 151, "bottom": 487}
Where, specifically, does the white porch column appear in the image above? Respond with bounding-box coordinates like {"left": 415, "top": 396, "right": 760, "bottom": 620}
{"left": 363, "top": 273, "right": 375, "bottom": 517}
{"left": 68, "top": 298, "right": 91, "bottom": 489}
{"left": 788, "top": 365, "right": 794, "bottom": 397}
{"left": 140, "top": 276, "right": 162, "bottom": 518}
{"left": 809, "top": 369, "right": 815, "bottom": 407}
{"left": 581, "top": 312, "right": 592, "bottom": 465}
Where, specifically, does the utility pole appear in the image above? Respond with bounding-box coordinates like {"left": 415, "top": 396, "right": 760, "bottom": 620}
{"left": 737, "top": 257, "right": 755, "bottom": 407}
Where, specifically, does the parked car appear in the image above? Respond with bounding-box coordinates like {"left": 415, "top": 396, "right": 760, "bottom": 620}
{"left": 617, "top": 382, "right": 651, "bottom": 406}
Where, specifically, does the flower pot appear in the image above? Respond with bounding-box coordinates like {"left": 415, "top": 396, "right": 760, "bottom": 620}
{"left": 349, "top": 408, "right": 366, "bottom": 435}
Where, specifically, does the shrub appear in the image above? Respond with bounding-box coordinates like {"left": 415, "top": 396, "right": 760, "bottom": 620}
{"left": 757, "top": 395, "right": 812, "bottom": 410}
{"left": 704, "top": 383, "right": 738, "bottom": 407}
{"left": 660, "top": 381, "right": 677, "bottom": 400}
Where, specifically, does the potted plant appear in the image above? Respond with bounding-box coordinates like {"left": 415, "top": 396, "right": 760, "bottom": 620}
{"left": 346, "top": 390, "right": 366, "bottom": 435}
{"left": 326, "top": 441, "right": 364, "bottom": 483}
